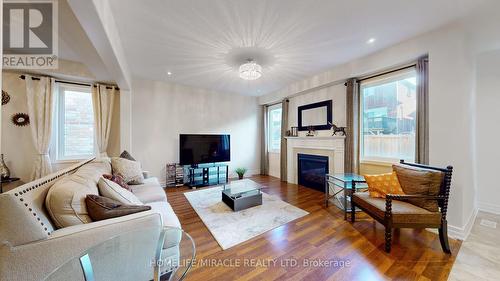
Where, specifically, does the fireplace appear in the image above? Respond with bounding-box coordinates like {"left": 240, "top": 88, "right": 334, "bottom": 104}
{"left": 297, "top": 154, "right": 329, "bottom": 192}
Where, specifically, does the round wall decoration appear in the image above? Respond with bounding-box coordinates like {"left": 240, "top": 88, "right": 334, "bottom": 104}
{"left": 12, "top": 113, "right": 30, "bottom": 127}
{"left": 1, "top": 90, "right": 10, "bottom": 105}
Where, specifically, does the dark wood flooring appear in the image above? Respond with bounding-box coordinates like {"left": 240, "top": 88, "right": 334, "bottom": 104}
{"left": 166, "top": 175, "right": 461, "bottom": 281}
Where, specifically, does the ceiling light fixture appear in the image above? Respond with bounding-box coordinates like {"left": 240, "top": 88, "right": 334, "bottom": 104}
{"left": 239, "top": 59, "right": 262, "bottom": 80}
{"left": 167, "top": 71, "right": 172, "bottom": 76}
{"left": 367, "top": 38, "right": 376, "bottom": 44}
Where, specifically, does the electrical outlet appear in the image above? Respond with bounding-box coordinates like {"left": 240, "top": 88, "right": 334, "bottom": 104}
{"left": 480, "top": 219, "right": 497, "bottom": 229}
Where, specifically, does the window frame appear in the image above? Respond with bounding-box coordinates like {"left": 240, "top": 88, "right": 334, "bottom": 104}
{"left": 51, "top": 83, "right": 96, "bottom": 163}
{"left": 359, "top": 67, "right": 417, "bottom": 164}
{"left": 267, "top": 103, "right": 282, "bottom": 153}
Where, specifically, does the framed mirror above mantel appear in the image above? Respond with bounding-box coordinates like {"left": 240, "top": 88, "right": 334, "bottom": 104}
{"left": 297, "top": 100, "right": 332, "bottom": 131}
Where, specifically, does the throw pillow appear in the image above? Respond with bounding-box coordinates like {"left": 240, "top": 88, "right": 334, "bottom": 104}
{"left": 111, "top": 157, "right": 144, "bottom": 185}
{"left": 120, "top": 150, "right": 136, "bottom": 161}
{"left": 97, "top": 177, "right": 143, "bottom": 205}
{"left": 85, "top": 194, "right": 151, "bottom": 221}
{"left": 103, "top": 173, "right": 131, "bottom": 191}
{"left": 364, "top": 172, "right": 405, "bottom": 198}
{"left": 392, "top": 164, "right": 444, "bottom": 212}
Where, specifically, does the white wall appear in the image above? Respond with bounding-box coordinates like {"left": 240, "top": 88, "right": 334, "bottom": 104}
{"left": 475, "top": 50, "right": 500, "bottom": 214}
{"left": 131, "top": 78, "right": 261, "bottom": 186}
{"left": 259, "top": 22, "right": 479, "bottom": 239}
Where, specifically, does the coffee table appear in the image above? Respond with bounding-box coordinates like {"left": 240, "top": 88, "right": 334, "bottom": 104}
{"left": 221, "top": 179, "right": 262, "bottom": 211}
{"left": 43, "top": 226, "right": 195, "bottom": 281}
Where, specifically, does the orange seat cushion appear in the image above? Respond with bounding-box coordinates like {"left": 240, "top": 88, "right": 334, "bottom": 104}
{"left": 364, "top": 171, "right": 405, "bottom": 198}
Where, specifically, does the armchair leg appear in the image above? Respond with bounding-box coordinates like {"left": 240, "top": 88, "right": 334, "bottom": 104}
{"left": 385, "top": 226, "right": 392, "bottom": 253}
{"left": 439, "top": 220, "right": 451, "bottom": 254}
{"left": 351, "top": 201, "right": 356, "bottom": 222}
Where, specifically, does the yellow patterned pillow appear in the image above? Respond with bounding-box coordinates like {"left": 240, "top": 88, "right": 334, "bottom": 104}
{"left": 364, "top": 172, "right": 405, "bottom": 198}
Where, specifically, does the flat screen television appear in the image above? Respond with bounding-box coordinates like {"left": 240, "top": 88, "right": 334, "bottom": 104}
{"left": 179, "top": 134, "right": 230, "bottom": 166}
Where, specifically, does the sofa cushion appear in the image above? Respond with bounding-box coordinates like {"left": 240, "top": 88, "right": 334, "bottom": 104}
{"left": 73, "top": 159, "right": 112, "bottom": 185}
{"left": 352, "top": 192, "right": 442, "bottom": 225}
{"left": 392, "top": 164, "right": 444, "bottom": 212}
{"left": 111, "top": 157, "right": 144, "bottom": 185}
{"left": 103, "top": 173, "right": 131, "bottom": 191}
{"left": 98, "top": 177, "right": 143, "bottom": 205}
{"left": 364, "top": 171, "right": 405, "bottom": 198}
{"left": 120, "top": 150, "right": 136, "bottom": 161}
{"left": 147, "top": 201, "right": 181, "bottom": 228}
{"left": 130, "top": 177, "right": 167, "bottom": 203}
{"left": 45, "top": 175, "right": 99, "bottom": 228}
{"left": 86, "top": 195, "right": 151, "bottom": 221}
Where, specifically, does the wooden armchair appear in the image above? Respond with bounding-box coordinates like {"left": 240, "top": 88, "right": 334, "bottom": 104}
{"left": 351, "top": 160, "right": 453, "bottom": 253}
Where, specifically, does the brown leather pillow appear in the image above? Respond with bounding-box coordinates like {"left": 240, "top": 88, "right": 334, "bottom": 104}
{"left": 392, "top": 164, "right": 444, "bottom": 212}
{"left": 85, "top": 195, "right": 151, "bottom": 221}
{"left": 103, "top": 173, "right": 131, "bottom": 191}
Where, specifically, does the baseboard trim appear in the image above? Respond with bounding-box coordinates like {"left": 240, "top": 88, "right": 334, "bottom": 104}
{"left": 448, "top": 208, "right": 478, "bottom": 241}
{"left": 477, "top": 202, "right": 500, "bottom": 215}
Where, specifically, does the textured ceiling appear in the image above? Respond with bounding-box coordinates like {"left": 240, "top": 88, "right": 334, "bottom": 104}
{"left": 108, "top": 0, "right": 487, "bottom": 96}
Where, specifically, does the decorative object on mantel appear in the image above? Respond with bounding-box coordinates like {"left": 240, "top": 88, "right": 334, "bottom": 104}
{"left": 235, "top": 167, "right": 247, "bottom": 180}
{"left": 306, "top": 126, "right": 316, "bottom": 136}
{"left": 290, "top": 126, "right": 298, "bottom": 137}
{"left": 285, "top": 130, "right": 291, "bottom": 137}
{"left": 11, "top": 113, "right": 30, "bottom": 127}
{"left": 0, "top": 154, "right": 11, "bottom": 180}
{"left": 166, "top": 163, "right": 184, "bottom": 187}
{"left": 1, "top": 90, "right": 10, "bottom": 105}
{"left": 328, "top": 122, "right": 347, "bottom": 136}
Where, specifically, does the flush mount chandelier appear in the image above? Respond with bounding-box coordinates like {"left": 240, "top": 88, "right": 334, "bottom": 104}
{"left": 239, "top": 59, "right": 262, "bottom": 80}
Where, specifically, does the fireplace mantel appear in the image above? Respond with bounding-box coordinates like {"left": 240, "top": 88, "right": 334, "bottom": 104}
{"left": 286, "top": 135, "right": 345, "bottom": 184}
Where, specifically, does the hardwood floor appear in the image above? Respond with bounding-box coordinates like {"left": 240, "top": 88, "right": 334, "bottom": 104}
{"left": 166, "top": 176, "right": 461, "bottom": 281}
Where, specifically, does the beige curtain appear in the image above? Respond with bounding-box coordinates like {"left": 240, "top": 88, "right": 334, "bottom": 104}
{"left": 92, "top": 84, "right": 117, "bottom": 158}
{"left": 416, "top": 56, "right": 429, "bottom": 164}
{"left": 261, "top": 105, "right": 269, "bottom": 175}
{"left": 26, "top": 75, "right": 55, "bottom": 180}
{"left": 345, "top": 79, "right": 360, "bottom": 174}
{"left": 280, "top": 99, "right": 289, "bottom": 181}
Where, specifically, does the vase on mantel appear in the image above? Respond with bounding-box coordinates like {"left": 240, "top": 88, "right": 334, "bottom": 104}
{"left": 0, "top": 154, "right": 11, "bottom": 180}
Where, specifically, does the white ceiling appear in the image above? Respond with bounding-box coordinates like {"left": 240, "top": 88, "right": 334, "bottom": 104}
{"left": 108, "top": 0, "right": 488, "bottom": 96}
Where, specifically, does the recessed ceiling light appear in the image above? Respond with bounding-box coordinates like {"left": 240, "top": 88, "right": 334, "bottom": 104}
{"left": 167, "top": 71, "right": 172, "bottom": 76}
{"left": 367, "top": 38, "right": 376, "bottom": 44}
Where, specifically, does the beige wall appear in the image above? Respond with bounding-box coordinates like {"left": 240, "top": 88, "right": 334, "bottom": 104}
{"left": 268, "top": 152, "right": 280, "bottom": 178}
{"left": 1, "top": 71, "right": 121, "bottom": 182}
{"left": 130, "top": 78, "right": 261, "bottom": 186}
{"left": 359, "top": 162, "right": 392, "bottom": 175}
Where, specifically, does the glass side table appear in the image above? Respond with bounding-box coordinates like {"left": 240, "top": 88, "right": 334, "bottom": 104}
{"left": 43, "top": 226, "right": 195, "bottom": 281}
{"left": 325, "top": 173, "right": 368, "bottom": 220}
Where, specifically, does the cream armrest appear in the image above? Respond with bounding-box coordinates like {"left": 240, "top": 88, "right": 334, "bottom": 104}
{"left": 0, "top": 211, "right": 162, "bottom": 281}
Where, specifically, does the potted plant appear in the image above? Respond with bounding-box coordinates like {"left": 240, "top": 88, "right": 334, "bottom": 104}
{"left": 235, "top": 168, "right": 247, "bottom": 180}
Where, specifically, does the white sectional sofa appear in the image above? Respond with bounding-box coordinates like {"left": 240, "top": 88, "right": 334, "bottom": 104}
{"left": 0, "top": 158, "right": 181, "bottom": 281}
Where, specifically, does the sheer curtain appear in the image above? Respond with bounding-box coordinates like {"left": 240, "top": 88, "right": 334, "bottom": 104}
{"left": 92, "top": 84, "right": 117, "bottom": 158}
{"left": 261, "top": 105, "right": 269, "bottom": 175}
{"left": 26, "top": 75, "right": 55, "bottom": 180}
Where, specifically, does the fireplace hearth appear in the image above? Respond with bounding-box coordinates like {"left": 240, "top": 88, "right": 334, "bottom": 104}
{"left": 297, "top": 153, "right": 329, "bottom": 192}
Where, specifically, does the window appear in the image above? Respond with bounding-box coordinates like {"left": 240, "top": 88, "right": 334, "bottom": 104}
{"left": 268, "top": 104, "right": 282, "bottom": 152}
{"left": 53, "top": 83, "right": 95, "bottom": 161}
{"left": 360, "top": 68, "right": 417, "bottom": 163}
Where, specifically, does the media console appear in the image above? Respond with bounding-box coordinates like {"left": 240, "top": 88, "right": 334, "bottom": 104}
{"left": 186, "top": 163, "right": 228, "bottom": 188}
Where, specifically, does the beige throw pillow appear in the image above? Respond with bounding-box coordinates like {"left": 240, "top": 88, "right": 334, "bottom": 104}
{"left": 111, "top": 157, "right": 144, "bottom": 185}
{"left": 98, "top": 177, "right": 143, "bottom": 205}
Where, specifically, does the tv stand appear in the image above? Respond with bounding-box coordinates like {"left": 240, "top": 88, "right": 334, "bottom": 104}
{"left": 186, "top": 163, "right": 228, "bottom": 188}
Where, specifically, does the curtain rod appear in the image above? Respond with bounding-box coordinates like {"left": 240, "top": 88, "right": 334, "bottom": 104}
{"left": 355, "top": 64, "right": 417, "bottom": 84}
{"left": 19, "top": 75, "right": 119, "bottom": 90}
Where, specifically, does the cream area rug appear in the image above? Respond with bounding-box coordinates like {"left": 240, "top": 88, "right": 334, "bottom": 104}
{"left": 184, "top": 180, "right": 309, "bottom": 250}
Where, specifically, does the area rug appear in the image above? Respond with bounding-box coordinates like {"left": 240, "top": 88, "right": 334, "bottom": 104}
{"left": 184, "top": 181, "right": 309, "bottom": 250}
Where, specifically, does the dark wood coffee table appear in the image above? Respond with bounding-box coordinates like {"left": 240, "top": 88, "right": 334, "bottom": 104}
{"left": 221, "top": 179, "right": 262, "bottom": 211}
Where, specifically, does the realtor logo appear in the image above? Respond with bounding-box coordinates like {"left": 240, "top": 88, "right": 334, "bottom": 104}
{"left": 3, "top": 0, "right": 58, "bottom": 69}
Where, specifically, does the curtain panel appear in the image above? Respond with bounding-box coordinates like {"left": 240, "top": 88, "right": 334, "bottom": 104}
{"left": 280, "top": 99, "right": 289, "bottom": 181}
{"left": 345, "top": 79, "right": 360, "bottom": 174}
{"left": 261, "top": 105, "right": 269, "bottom": 175}
{"left": 26, "top": 75, "right": 55, "bottom": 180}
{"left": 92, "top": 84, "right": 117, "bottom": 158}
{"left": 416, "top": 56, "right": 429, "bottom": 164}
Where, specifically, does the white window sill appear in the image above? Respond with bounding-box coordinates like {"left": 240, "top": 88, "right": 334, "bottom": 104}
{"left": 52, "top": 158, "right": 93, "bottom": 165}
{"left": 360, "top": 159, "right": 397, "bottom": 167}
{"left": 268, "top": 151, "right": 280, "bottom": 154}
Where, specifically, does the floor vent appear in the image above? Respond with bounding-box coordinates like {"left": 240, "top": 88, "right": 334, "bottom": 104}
{"left": 480, "top": 219, "right": 497, "bottom": 229}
